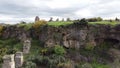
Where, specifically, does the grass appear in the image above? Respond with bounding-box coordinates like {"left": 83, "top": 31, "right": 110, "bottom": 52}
{"left": 47, "top": 21, "right": 73, "bottom": 27}
{"left": 89, "top": 21, "right": 120, "bottom": 26}
{"left": 91, "top": 62, "right": 110, "bottom": 68}
{"left": 47, "top": 21, "right": 120, "bottom": 27}
{"left": 17, "top": 21, "right": 120, "bottom": 28}
{"left": 17, "top": 23, "right": 33, "bottom": 30}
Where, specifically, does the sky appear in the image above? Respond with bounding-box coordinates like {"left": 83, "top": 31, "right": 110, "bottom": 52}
{"left": 0, "top": 0, "right": 120, "bottom": 24}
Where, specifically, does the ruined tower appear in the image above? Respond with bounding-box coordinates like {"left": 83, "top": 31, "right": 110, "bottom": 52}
{"left": 35, "top": 16, "right": 40, "bottom": 22}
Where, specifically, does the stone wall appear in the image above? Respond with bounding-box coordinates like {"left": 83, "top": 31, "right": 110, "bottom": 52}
{"left": 1, "top": 24, "right": 120, "bottom": 49}
{"left": 2, "top": 52, "right": 23, "bottom": 68}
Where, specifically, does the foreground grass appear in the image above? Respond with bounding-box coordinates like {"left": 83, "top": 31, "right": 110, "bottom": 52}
{"left": 47, "top": 21, "right": 73, "bottom": 27}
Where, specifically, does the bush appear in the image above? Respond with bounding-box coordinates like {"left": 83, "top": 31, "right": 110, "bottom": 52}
{"left": 87, "top": 17, "right": 103, "bottom": 22}
{"left": 74, "top": 18, "right": 88, "bottom": 25}
{"left": 7, "top": 48, "right": 18, "bottom": 54}
{"left": 23, "top": 61, "right": 37, "bottom": 68}
{"left": 85, "top": 42, "right": 95, "bottom": 50}
{"left": 0, "top": 48, "right": 7, "bottom": 56}
{"left": 40, "top": 48, "right": 48, "bottom": 55}
{"left": 57, "top": 61, "right": 73, "bottom": 68}
{"left": 0, "top": 25, "right": 3, "bottom": 32}
{"left": 0, "top": 25, "right": 3, "bottom": 36}
{"left": 54, "top": 45, "right": 66, "bottom": 55}
{"left": 33, "top": 20, "right": 47, "bottom": 29}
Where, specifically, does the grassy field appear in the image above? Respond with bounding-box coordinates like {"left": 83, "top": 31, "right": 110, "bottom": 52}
{"left": 89, "top": 21, "right": 120, "bottom": 26}
{"left": 47, "top": 21, "right": 120, "bottom": 27}
{"left": 47, "top": 21, "right": 73, "bottom": 27}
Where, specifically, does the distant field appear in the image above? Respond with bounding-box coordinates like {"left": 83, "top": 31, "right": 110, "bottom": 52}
{"left": 47, "top": 21, "right": 120, "bottom": 27}
{"left": 47, "top": 21, "right": 73, "bottom": 27}
{"left": 89, "top": 21, "right": 120, "bottom": 26}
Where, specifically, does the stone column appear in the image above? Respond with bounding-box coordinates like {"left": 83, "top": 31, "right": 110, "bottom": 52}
{"left": 23, "top": 39, "right": 31, "bottom": 54}
{"left": 15, "top": 52, "right": 23, "bottom": 68}
{"left": 2, "top": 54, "right": 15, "bottom": 68}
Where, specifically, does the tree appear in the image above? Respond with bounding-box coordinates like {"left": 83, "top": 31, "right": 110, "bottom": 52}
{"left": 115, "top": 17, "right": 119, "bottom": 21}
{"left": 56, "top": 18, "right": 59, "bottom": 21}
{"left": 97, "top": 17, "right": 103, "bottom": 21}
{"left": 74, "top": 18, "right": 88, "bottom": 25}
{"left": 61, "top": 18, "right": 64, "bottom": 22}
{"left": 20, "top": 21, "right": 26, "bottom": 24}
{"left": 49, "top": 17, "right": 53, "bottom": 22}
{"left": 66, "top": 18, "right": 71, "bottom": 22}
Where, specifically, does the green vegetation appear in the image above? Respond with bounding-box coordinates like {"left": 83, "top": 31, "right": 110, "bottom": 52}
{"left": 91, "top": 62, "right": 110, "bottom": 68}
{"left": 1, "top": 19, "right": 120, "bottom": 68}
{"left": 89, "top": 21, "right": 120, "bottom": 26}
{"left": 47, "top": 20, "right": 120, "bottom": 27}
{"left": 48, "top": 21, "right": 73, "bottom": 27}
{"left": 74, "top": 18, "right": 88, "bottom": 25}
{"left": 33, "top": 20, "right": 47, "bottom": 29}
{"left": 54, "top": 45, "right": 66, "bottom": 55}
{"left": 0, "top": 25, "right": 3, "bottom": 36}
{"left": 0, "top": 38, "right": 23, "bottom": 65}
{"left": 76, "top": 62, "right": 110, "bottom": 68}
{"left": 18, "top": 23, "right": 33, "bottom": 30}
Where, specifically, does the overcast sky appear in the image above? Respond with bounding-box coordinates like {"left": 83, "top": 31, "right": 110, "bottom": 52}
{"left": 0, "top": 0, "right": 120, "bottom": 24}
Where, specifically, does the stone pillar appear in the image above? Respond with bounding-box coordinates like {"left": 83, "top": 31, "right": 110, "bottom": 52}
{"left": 23, "top": 39, "right": 31, "bottom": 54}
{"left": 2, "top": 54, "right": 15, "bottom": 68}
{"left": 15, "top": 52, "right": 23, "bottom": 68}
{"left": 35, "top": 16, "right": 40, "bottom": 22}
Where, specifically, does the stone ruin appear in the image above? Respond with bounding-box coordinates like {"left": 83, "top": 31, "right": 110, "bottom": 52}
{"left": 2, "top": 52, "right": 23, "bottom": 68}
{"left": 15, "top": 52, "right": 23, "bottom": 68}
{"left": 23, "top": 39, "right": 31, "bottom": 54}
{"left": 2, "top": 54, "right": 15, "bottom": 68}
{"left": 35, "top": 16, "right": 40, "bottom": 22}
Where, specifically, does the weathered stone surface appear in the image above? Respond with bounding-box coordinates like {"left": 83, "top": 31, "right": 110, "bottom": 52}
{"left": 1, "top": 25, "right": 30, "bottom": 40}
{"left": 81, "top": 63, "right": 92, "bottom": 68}
{"left": 15, "top": 52, "right": 23, "bottom": 68}
{"left": 2, "top": 54, "right": 15, "bottom": 68}
{"left": 108, "top": 48, "right": 120, "bottom": 60}
{"left": 1, "top": 24, "right": 120, "bottom": 50}
{"left": 23, "top": 39, "right": 31, "bottom": 54}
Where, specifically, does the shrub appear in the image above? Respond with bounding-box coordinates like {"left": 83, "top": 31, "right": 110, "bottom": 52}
{"left": 54, "top": 45, "right": 66, "bottom": 55}
{"left": 0, "top": 25, "right": 3, "bottom": 33}
{"left": 40, "top": 48, "right": 48, "bottom": 55}
{"left": 57, "top": 61, "right": 73, "bottom": 68}
{"left": 81, "top": 63, "right": 92, "bottom": 68}
{"left": 33, "top": 20, "right": 47, "bottom": 29}
{"left": 74, "top": 18, "right": 88, "bottom": 25}
{"left": 0, "top": 25, "right": 3, "bottom": 36}
{"left": 0, "top": 48, "right": 7, "bottom": 56}
{"left": 91, "top": 62, "right": 110, "bottom": 68}
{"left": 7, "top": 48, "right": 18, "bottom": 54}
{"left": 0, "top": 55, "right": 3, "bottom": 63}
{"left": 23, "top": 61, "right": 36, "bottom": 68}
{"left": 85, "top": 42, "right": 95, "bottom": 50}
{"left": 87, "top": 17, "right": 103, "bottom": 22}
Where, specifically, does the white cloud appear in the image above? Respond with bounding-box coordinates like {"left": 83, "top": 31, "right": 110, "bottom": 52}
{"left": 0, "top": 0, "right": 120, "bottom": 24}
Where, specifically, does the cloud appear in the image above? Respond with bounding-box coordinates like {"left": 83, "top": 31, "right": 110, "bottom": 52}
{"left": 0, "top": 0, "right": 120, "bottom": 24}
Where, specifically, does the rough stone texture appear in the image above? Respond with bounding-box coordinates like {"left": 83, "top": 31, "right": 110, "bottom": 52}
{"left": 2, "top": 54, "right": 15, "bottom": 68}
{"left": 23, "top": 39, "right": 31, "bottom": 54}
{"left": 15, "top": 52, "right": 23, "bottom": 68}
{"left": 1, "top": 24, "right": 120, "bottom": 50}
{"left": 81, "top": 63, "right": 92, "bottom": 68}
{"left": 108, "top": 48, "right": 120, "bottom": 60}
{"left": 1, "top": 25, "right": 30, "bottom": 40}
{"left": 28, "top": 24, "right": 120, "bottom": 50}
